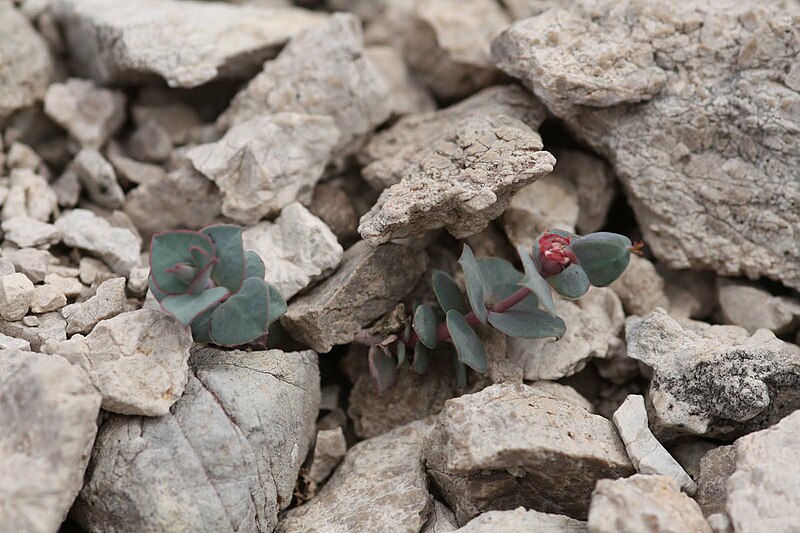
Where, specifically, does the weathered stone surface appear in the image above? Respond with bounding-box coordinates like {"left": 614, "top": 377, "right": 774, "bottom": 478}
{"left": 508, "top": 288, "right": 624, "bottom": 380}
{"left": 529, "top": 380, "right": 595, "bottom": 414}
{"left": 308, "top": 181, "right": 360, "bottom": 243}
{"left": 43, "top": 78, "right": 126, "bottom": 148}
{"left": 422, "top": 500, "right": 459, "bottom": 533}
{"left": 44, "top": 273, "right": 84, "bottom": 299}
{"left": 106, "top": 140, "right": 166, "bottom": 186}
{"left": 492, "top": 0, "right": 800, "bottom": 290}
{"left": 587, "top": 475, "right": 711, "bottom": 533}
{"left": 0, "top": 273, "right": 34, "bottom": 321}
{"left": 626, "top": 308, "right": 800, "bottom": 440}
{"left": 424, "top": 383, "right": 634, "bottom": 523}
{"left": 46, "top": 309, "right": 192, "bottom": 416}
{"left": 279, "top": 419, "right": 433, "bottom": 533}
{"left": 70, "top": 148, "right": 126, "bottom": 208}
{"left": 129, "top": 119, "right": 172, "bottom": 163}
{"left": 30, "top": 284, "right": 67, "bottom": 313}
{"left": 1, "top": 216, "right": 61, "bottom": 249}
{"left": 613, "top": 395, "right": 697, "bottom": 494}
{"left": 65, "top": 277, "right": 126, "bottom": 335}
{"left": 2, "top": 169, "right": 58, "bottom": 222}
{"left": 131, "top": 100, "right": 202, "bottom": 145}
{"left": 502, "top": 0, "right": 564, "bottom": 19}
{"left": 52, "top": 0, "right": 327, "bottom": 88}
{"left": 610, "top": 255, "right": 671, "bottom": 317}
{"left": 282, "top": 241, "right": 427, "bottom": 352}
{"left": 0, "top": 350, "right": 102, "bottom": 533}
{"left": 241, "top": 203, "right": 343, "bottom": 299}
{"left": 456, "top": 507, "right": 587, "bottom": 532}
{"left": 358, "top": 86, "right": 554, "bottom": 244}
{"left": 0, "top": 332, "right": 30, "bottom": 351}
{"left": 502, "top": 174, "right": 578, "bottom": 251}
{"left": 669, "top": 440, "right": 718, "bottom": 482}
{"left": 717, "top": 278, "right": 800, "bottom": 335}
{"left": 366, "top": 45, "right": 436, "bottom": 119}
{"left": 55, "top": 209, "right": 141, "bottom": 276}
{"left": 0, "top": 0, "right": 52, "bottom": 119}
{"left": 188, "top": 113, "right": 339, "bottom": 225}
{"left": 661, "top": 268, "right": 717, "bottom": 320}
{"left": 307, "top": 427, "right": 347, "bottom": 485}
{"left": 73, "top": 347, "right": 320, "bottom": 533}
{"left": 696, "top": 445, "right": 737, "bottom": 518}
{"left": 0, "top": 311, "right": 66, "bottom": 351}
{"left": 2, "top": 248, "right": 57, "bottom": 284}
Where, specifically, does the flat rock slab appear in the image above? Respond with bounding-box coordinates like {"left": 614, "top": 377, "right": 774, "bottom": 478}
{"left": 73, "top": 347, "right": 320, "bottom": 533}
{"left": 492, "top": 0, "right": 800, "bottom": 290}
{"left": 455, "top": 507, "right": 586, "bottom": 532}
{"left": 55, "top": 209, "right": 141, "bottom": 276}
{"left": 423, "top": 383, "right": 634, "bottom": 523}
{"left": 52, "top": 0, "right": 328, "bottom": 88}
{"left": 0, "top": 350, "right": 102, "bottom": 533}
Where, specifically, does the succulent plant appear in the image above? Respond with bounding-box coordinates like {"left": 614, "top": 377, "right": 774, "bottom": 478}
{"left": 148, "top": 225, "right": 286, "bottom": 347}
{"left": 358, "top": 229, "right": 637, "bottom": 392}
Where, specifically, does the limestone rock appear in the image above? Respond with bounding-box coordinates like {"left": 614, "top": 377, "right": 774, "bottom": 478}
{"left": 241, "top": 202, "right": 343, "bottom": 299}
{"left": 282, "top": 241, "right": 427, "bottom": 352}
{"left": 129, "top": 120, "right": 172, "bottom": 163}
{"left": 529, "top": 381, "right": 595, "bottom": 413}
{"left": 279, "top": 419, "right": 433, "bottom": 533}
{"left": 626, "top": 308, "right": 800, "bottom": 440}
{"left": 456, "top": 508, "right": 587, "bottom": 532}
{"left": 30, "top": 284, "right": 67, "bottom": 313}
{"left": 2, "top": 169, "right": 58, "bottom": 222}
{"left": 502, "top": 0, "right": 564, "bottom": 19}
{"left": 73, "top": 347, "right": 320, "bottom": 533}
{"left": 188, "top": 113, "right": 339, "bottom": 225}
{"left": 306, "top": 427, "right": 347, "bottom": 485}
{"left": 219, "top": 13, "right": 391, "bottom": 158}
{"left": 366, "top": 45, "right": 436, "bottom": 119}
{"left": 696, "top": 445, "right": 737, "bottom": 518}
{"left": 0, "top": 312, "right": 66, "bottom": 351}
{"left": 507, "top": 288, "right": 624, "bottom": 380}
{"left": 717, "top": 278, "right": 800, "bottom": 335}
{"left": 669, "top": 440, "right": 718, "bottom": 482}
{"left": 0, "top": 332, "right": 30, "bottom": 351}
{"left": 613, "top": 395, "right": 697, "bottom": 494}
{"left": 106, "top": 140, "right": 166, "bottom": 186}
{"left": 69, "top": 149, "right": 126, "bottom": 208}
{"left": 0, "top": 273, "right": 34, "bottom": 321}
{"left": 422, "top": 501, "right": 459, "bottom": 533}
{"left": 52, "top": 0, "right": 328, "bottom": 88}
{"left": 358, "top": 86, "right": 554, "bottom": 244}
{"left": 65, "top": 277, "right": 126, "bottom": 335}
{"left": 610, "top": 255, "right": 671, "bottom": 316}
{"left": 2, "top": 248, "right": 57, "bottom": 283}
{"left": 502, "top": 174, "right": 579, "bottom": 250}
{"left": 492, "top": 0, "right": 800, "bottom": 290}
{"left": 43, "top": 78, "right": 126, "bottom": 148}
{"left": 661, "top": 268, "right": 717, "bottom": 320}
{"left": 587, "top": 475, "right": 711, "bottom": 533}
{"left": 424, "top": 383, "right": 634, "bottom": 523}
{"left": 0, "top": 350, "right": 102, "bottom": 533}
{"left": 1, "top": 216, "right": 61, "bottom": 249}
{"left": 44, "top": 273, "right": 84, "bottom": 299}
{"left": 55, "top": 209, "right": 141, "bottom": 276}
{"left": 0, "top": 0, "right": 52, "bottom": 119}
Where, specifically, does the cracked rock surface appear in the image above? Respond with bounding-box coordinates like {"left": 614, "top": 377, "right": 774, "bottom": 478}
{"left": 55, "top": 209, "right": 141, "bottom": 276}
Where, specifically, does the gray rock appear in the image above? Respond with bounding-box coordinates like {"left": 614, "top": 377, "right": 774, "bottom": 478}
{"left": 45, "top": 273, "right": 84, "bottom": 299}
{"left": 1, "top": 216, "right": 61, "bottom": 248}
{"left": 241, "top": 203, "right": 343, "bottom": 299}
{"left": 30, "top": 284, "right": 67, "bottom": 313}
{"left": 65, "top": 277, "right": 126, "bottom": 335}
{"left": 456, "top": 508, "right": 587, "bottom": 533}
{"left": 73, "top": 347, "right": 320, "bottom": 533}
{"left": 2, "top": 169, "right": 58, "bottom": 222}
{"left": 55, "top": 209, "right": 141, "bottom": 276}
{"left": 46, "top": 309, "right": 192, "bottom": 416}
{"left": 306, "top": 427, "right": 347, "bottom": 485}
{"left": 126, "top": 266, "right": 150, "bottom": 296}
{"left": 0, "top": 273, "right": 34, "bottom": 321}
{"left": 282, "top": 240, "right": 427, "bottom": 353}
{"left": 358, "top": 86, "right": 554, "bottom": 244}
{"left": 626, "top": 308, "right": 800, "bottom": 440}
{"left": 128, "top": 120, "right": 173, "bottom": 163}
{"left": 66, "top": 149, "right": 126, "bottom": 209}
{"left": 613, "top": 395, "right": 697, "bottom": 494}
{"left": 696, "top": 445, "right": 737, "bottom": 518}
{"left": 424, "top": 383, "right": 634, "bottom": 523}
{"left": 717, "top": 278, "right": 800, "bottom": 335}
{"left": 0, "top": 332, "right": 30, "bottom": 351}
{"left": 188, "top": 113, "right": 339, "bottom": 225}
{"left": 132, "top": 101, "right": 202, "bottom": 145}
{"left": 422, "top": 501, "right": 459, "bottom": 533}
{"left": 5, "top": 141, "right": 49, "bottom": 176}
{"left": 587, "top": 475, "right": 711, "bottom": 533}
{"left": 528, "top": 381, "right": 595, "bottom": 413}
{"left": 106, "top": 140, "right": 166, "bottom": 186}
{"left": 0, "top": 350, "right": 102, "bottom": 533}
{"left": 366, "top": 45, "right": 436, "bottom": 119}
{"left": 307, "top": 181, "right": 360, "bottom": 243}
{"left": 610, "top": 255, "right": 671, "bottom": 317}
{"left": 279, "top": 419, "right": 433, "bottom": 533}
{"left": 0, "top": 258, "right": 14, "bottom": 277}
{"left": 0, "top": 311, "right": 67, "bottom": 351}
{"left": 43, "top": 78, "right": 126, "bottom": 148}
{"left": 669, "top": 440, "right": 718, "bottom": 482}
{"left": 492, "top": 0, "right": 800, "bottom": 290}
{"left": 52, "top": 0, "right": 328, "bottom": 88}
{"left": 502, "top": 174, "right": 579, "bottom": 250}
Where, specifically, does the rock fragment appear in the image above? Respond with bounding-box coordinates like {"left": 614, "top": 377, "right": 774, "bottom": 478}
{"left": 529, "top": 381, "right": 595, "bottom": 413}
{"left": 128, "top": 120, "right": 172, "bottom": 163}
{"left": 131, "top": 101, "right": 202, "bottom": 145}
{"left": 1, "top": 216, "right": 61, "bottom": 249}
{"left": 2, "top": 169, "right": 58, "bottom": 222}
{"left": 0, "top": 273, "right": 34, "bottom": 321}
{"left": 306, "top": 427, "right": 347, "bottom": 484}
{"left": 502, "top": 174, "right": 579, "bottom": 250}
{"left": 0, "top": 332, "right": 31, "bottom": 351}
{"left": 0, "top": 311, "right": 66, "bottom": 351}
{"left": 610, "top": 255, "right": 671, "bottom": 316}
{"left": 308, "top": 181, "right": 360, "bottom": 243}
{"left": 44, "top": 273, "right": 83, "bottom": 299}
{"left": 696, "top": 445, "right": 737, "bottom": 518}
{"left": 43, "top": 78, "right": 126, "bottom": 148}
{"left": 366, "top": 45, "right": 436, "bottom": 119}
{"left": 717, "top": 278, "right": 800, "bottom": 335}
{"left": 55, "top": 209, "right": 141, "bottom": 276}
{"left": 65, "top": 277, "right": 126, "bottom": 335}
{"left": 65, "top": 149, "right": 125, "bottom": 209}
{"left": 456, "top": 508, "right": 587, "bottom": 532}
{"left": 2, "top": 248, "right": 58, "bottom": 283}
{"left": 30, "top": 284, "right": 67, "bottom": 313}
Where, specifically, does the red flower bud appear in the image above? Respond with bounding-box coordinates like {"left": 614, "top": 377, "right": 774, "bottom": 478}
{"left": 536, "top": 232, "right": 578, "bottom": 277}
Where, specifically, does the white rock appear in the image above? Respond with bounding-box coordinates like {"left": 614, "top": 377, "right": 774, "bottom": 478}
{"left": 0, "top": 273, "right": 34, "bottom": 321}
{"left": 65, "top": 149, "right": 125, "bottom": 209}
{"left": 6, "top": 141, "right": 49, "bottom": 176}
{"left": 610, "top": 255, "right": 671, "bottom": 316}
{"left": 529, "top": 380, "right": 595, "bottom": 413}
{"left": 365, "top": 45, "right": 436, "bottom": 119}
{"left": 0, "top": 311, "right": 66, "bottom": 351}
{"left": 456, "top": 507, "right": 587, "bottom": 532}
{"left": 105, "top": 140, "right": 166, "bottom": 186}
{"left": 44, "top": 273, "right": 84, "bottom": 299}
{"left": 30, "top": 284, "right": 67, "bottom": 313}
{"left": 1, "top": 216, "right": 61, "bottom": 248}
{"left": 55, "top": 209, "right": 141, "bottom": 276}
{"left": 1, "top": 169, "right": 58, "bottom": 222}
{"left": 65, "top": 277, "right": 126, "bottom": 335}
{"left": 0, "top": 332, "right": 30, "bottom": 351}
{"left": 422, "top": 500, "right": 459, "bottom": 533}
{"left": 78, "top": 257, "right": 112, "bottom": 286}
{"left": 717, "top": 278, "right": 800, "bottom": 335}
{"left": 307, "top": 427, "right": 347, "bottom": 484}
{"left": 126, "top": 266, "right": 149, "bottom": 297}
{"left": 131, "top": 101, "right": 202, "bottom": 145}
{"left": 43, "top": 78, "right": 126, "bottom": 148}
{"left": 2, "top": 248, "right": 58, "bottom": 283}
{"left": 0, "top": 258, "right": 14, "bottom": 277}
{"left": 21, "top": 316, "right": 38, "bottom": 327}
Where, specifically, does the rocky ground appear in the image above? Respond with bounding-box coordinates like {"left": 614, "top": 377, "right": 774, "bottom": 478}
{"left": 0, "top": 0, "right": 799, "bottom": 532}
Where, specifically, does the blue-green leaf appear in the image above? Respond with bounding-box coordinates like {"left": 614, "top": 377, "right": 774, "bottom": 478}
{"left": 478, "top": 257, "right": 523, "bottom": 303}
{"left": 209, "top": 277, "right": 270, "bottom": 346}
{"left": 517, "top": 245, "right": 556, "bottom": 316}
{"left": 569, "top": 232, "right": 632, "bottom": 287}
{"left": 149, "top": 274, "right": 167, "bottom": 302}
{"left": 446, "top": 310, "right": 488, "bottom": 373}
{"left": 160, "top": 286, "right": 229, "bottom": 325}
{"left": 190, "top": 305, "right": 217, "bottom": 343}
{"left": 458, "top": 245, "right": 487, "bottom": 323}
{"left": 150, "top": 231, "right": 215, "bottom": 295}
{"left": 432, "top": 270, "right": 467, "bottom": 314}
{"left": 413, "top": 304, "right": 438, "bottom": 349}
{"left": 547, "top": 264, "right": 590, "bottom": 299}
{"left": 267, "top": 284, "right": 287, "bottom": 324}
{"left": 487, "top": 302, "right": 566, "bottom": 339}
{"left": 201, "top": 225, "right": 245, "bottom": 293}
{"left": 412, "top": 342, "right": 430, "bottom": 374}
{"left": 244, "top": 250, "right": 266, "bottom": 279}
{"left": 454, "top": 355, "right": 467, "bottom": 389}
{"left": 369, "top": 346, "right": 397, "bottom": 393}
{"left": 396, "top": 341, "right": 408, "bottom": 368}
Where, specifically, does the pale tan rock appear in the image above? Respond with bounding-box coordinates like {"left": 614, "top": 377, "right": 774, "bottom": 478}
{"left": 717, "top": 278, "right": 800, "bottom": 335}
{"left": 105, "top": 141, "right": 166, "bottom": 186}
{"left": 0, "top": 332, "right": 30, "bottom": 351}
{"left": 43, "top": 78, "right": 126, "bottom": 148}
{"left": 456, "top": 507, "right": 587, "bottom": 532}
{"left": 1, "top": 216, "right": 61, "bottom": 249}
{"left": 44, "top": 273, "right": 84, "bottom": 299}
{"left": 661, "top": 268, "right": 717, "bottom": 320}
{"left": 366, "top": 45, "right": 436, "bottom": 119}
{"left": 422, "top": 500, "right": 459, "bottom": 533}
{"left": 132, "top": 101, "right": 202, "bottom": 145}
{"left": 0, "top": 311, "right": 66, "bottom": 351}
{"left": 6, "top": 142, "right": 49, "bottom": 177}
{"left": 307, "top": 427, "right": 347, "bottom": 484}
{"left": 1, "top": 169, "right": 58, "bottom": 222}
{"left": 55, "top": 209, "right": 141, "bottom": 276}
{"left": 126, "top": 266, "right": 149, "bottom": 297}
{"left": 66, "top": 148, "right": 126, "bottom": 209}
{"left": 610, "top": 255, "right": 670, "bottom": 316}
{"left": 2, "top": 248, "right": 58, "bottom": 283}
{"left": 0, "top": 273, "right": 34, "bottom": 321}
{"left": 529, "top": 380, "right": 595, "bottom": 413}
{"left": 30, "top": 284, "right": 67, "bottom": 313}
{"left": 502, "top": 175, "right": 579, "bottom": 250}
{"left": 65, "top": 277, "right": 126, "bottom": 334}
{"left": 128, "top": 120, "right": 173, "bottom": 163}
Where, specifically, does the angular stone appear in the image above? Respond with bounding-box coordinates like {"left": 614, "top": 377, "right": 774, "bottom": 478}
{"left": 106, "top": 140, "right": 166, "bottom": 186}
{"left": 78, "top": 257, "right": 113, "bottom": 286}
{"left": 502, "top": 0, "right": 564, "bottom": 19}
{"left": 0, "top": 332, "right": 30, "bottom": 351}
{"left": 6, "top": 142, "right": 49, "bottom": 176}
{"left": 1, "top": 216, "right": 61, "bottom": 249}
{"left": 0, "top": 273, "right": 34, "bottom": 321}
{"left": 219, "top": 13, "right": 391, "bottom": 158}
{"left": 43, "top": 78, "right": 126, "bottom": 148}
{"left": 306, "top": 427, "right": 347, "bottom": 484}
{"left": 669, "top": 440, "right": 718, "bottom": 482}
{"left": 65, "top": 277, "right": 126, "bottom": 335}
{"left": 0, "top": 350, "right": 101, "bottom": 533}
{"left": 73, "top": 347, "right": 320, "bottom": 533}
{"left": 0, "top": 0, "right": 53, "bottom": 119}
{"left": 45, "top": 309, "right": 192, "bottom": 416}
{"left": 282, "top": 240, "right": 427, "bottom": 352}
{"left": 241, "top": 202, "right": 343, "bottom": 299}
{"left": 610, "top": 255, "right": 671, "bottom": 316}
{"left": 613, "top": 395, "right": 697, "bottom": 494}
{"left": 52, "top": 0, "right": 328, "bottom": 88}
{"left": 358, "top": 86, "right": 554, "bottom": 244}
{"left": 366, "top": 45, "right": 436, "bottom": 119}
{"left": 529, "top": 381, "right": 595, "bottom": 414}
{"left": 502, "top": 174, "right": 579, "bottom": 250}
{"left": 507, "top": 288, "right": 624, "bottom": 380}
{"left": 55, "top": 209, "right": 141, "bottom": 276}
{"left": 0, "top": 312, "right": 66, "bottom": 351}
{"left": 132, "top": 100, "right": 202, "bottom": 145}
{"left": 492, "top": 1, "right": 800, "bottom": 290}
{"left": 587, "top": 475, "right": 712, "bottom": 533}
{"left": 456, "top": 508, "right": 587, "bottom": 533}
{"left": 308, "top": 181, "right": 360, "bottom": 243}
{"left": 126, "top": 266, "right": 150, "bottom": 297}
{"left": 30, "top": 284, "right": 67, "bottom": 314}
{"left": 279, "top": 419, "right": 433, "bottom": 533}
{"left": 626, "top": 308, "right": 800, "bottom": 440}
{"left": 65, "top": 149, "right": 125, "bottom": 209}
{"left": 422, "top": 500, "right": 459, "bottom": 533}
{"left": 188, "top": 113, "right": 339, "bottom": 224}
{"left": 128, "top": 120, "right": 172, "bottom": 163}
{"left": 424, "top": 383, "right": 634, "bottom": 523}
{"left": 696, "top": 445, "right": 737, "bottom": 518}
{"left": 1, "top": 169, "right": 58, "bottom": 222}
{"left": 44, "top": 273, "right": 84, "bottom": 299}
{"left": 717, "top": 278, "right": 800, "bottom": 335}
{"left": 661, "top": 268, "right": 718, "bottom": 320}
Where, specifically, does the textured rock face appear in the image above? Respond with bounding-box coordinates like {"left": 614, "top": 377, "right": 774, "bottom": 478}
{"left": 0, "top": 311, "right": 67, "bottom": 351}
{"left": 365, "top": 45, "right": 436, "bottom": 119}
{"left": 587, "top": 475, "right": 712, "bottom": 533}
{"left": 626, "top": 308, "right": 800, "bottom": 440}
{"left": 44, "top": 78, "right": 126, "bottom": 148}
{"left": 1, "top": 216, "right": 61, "bottom": 249}
{"left": 188, "top": 113, "right": 339, "bottom": 225}
{"left": 0, "top": 0, "right": 52, "bottom": 119}
{"left": 3, "top": 169, "right": 58, "bottom": 222}
{"left": 424, "top": 383, "right": 634, "bottom": 523}
{"left": 55, "top": 209, "right": 141, "bottom": 276}
{"left": 52, "top": 0, "right": 327, "bottom": 88}
{"left": 696, "top": 445, "right": 737, "bottom": 517}
{"left": 0, "top": 273, "right": 35, "bottom": 321}
{"left": 74, "top": 347, "right": 320, "bottom": 533}
{"left": 0, "top": 350, "right": 102, "bottom": 533}
{"left": 241, "top": 203, "right": 343, "bottom": 299}
{"left": 279, "top": 419, "right": 433, "bottom": 533}
{"left": 492, "top": 0, "right": 800, "bottom": 290}
{"left": 282, "top": 241, "right": 427, "bottom": 352}
{"left": 219, "top": 13, "right": 391, "bottom": 158}
{"left": 610, "top": 255, "right": 671, "bottom": 317}
{"left": 306, "top": 427, "right": 347, "bottom": 485}
{"left": 456, "top": 508, "right": 587, "bottom": 532}
{"left": 717, "top": 278, "right": 800, "bottom": 335}
{"left": 64, "top": 276, "right": 126, "bottom": 334}
{"left": 67, "top": 148, "right": 126, "bottom": 208}
{"left": 358, "top": 86, "right": 555, "bottom": 244}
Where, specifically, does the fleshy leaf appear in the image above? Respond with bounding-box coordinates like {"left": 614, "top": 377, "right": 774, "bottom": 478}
{"left": 186, "top": 259, "right": 215, "bottom": 295}
{"left": 369, "top": 345, "right": 397, "bottom": 393}
{"left": 517, "top": 245, "right": 556, "bottom": 316}
{"left": 446, "top": 310, "right": 488, "bottom": 373}
{"left": 150, "top": 231, "right": 215, "bottom": 295}
{"left": 413, "top": 304, "right": 438, "bottom": 349}
{"left": 432, "top": 270, "right": 468, "bottom": 314}
{"left": 569, "top": 232, "right": 632, "bottom": 287}
{"left": 190, "top": 304, "right": 217, "bottom": 343}
{"left": 478, "top": 257, "right": 523, "bottom": 303}
{"left": 412, "top": 342, "right": 430, "bottom": 374}
{"left": 454, "top": 355, "right": 467, "bottom": 389}
{"left": 160, "top": 286, "right": 229, "bottom": 326}
{"left": 396, "top": 341, "right": 408, "bottom": 368}
{"left": 487, "top": 301, "right": 566, "bottom": 339}
{"left": 166, "top": 263, "right": 198, "bottom": 285}
{"left": 201, "top": 225, "right": 245, "bottom": 293}
{"left": 148, "top": 274, "right": 167, "bottom": 302}
{"left": 209, "top": 277, "right": 270, "bottom": 346}
{"left": 458, "top": 245, "right": 487, "bottom": 323}
{"left": 267, "top": 283, "right": 287, "bottom": 324}
{"left": 244, "top": 250, "right": 266, "bottom": 279}
{"left": 547, "top": 264, "right": 590, "bottom": 299}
